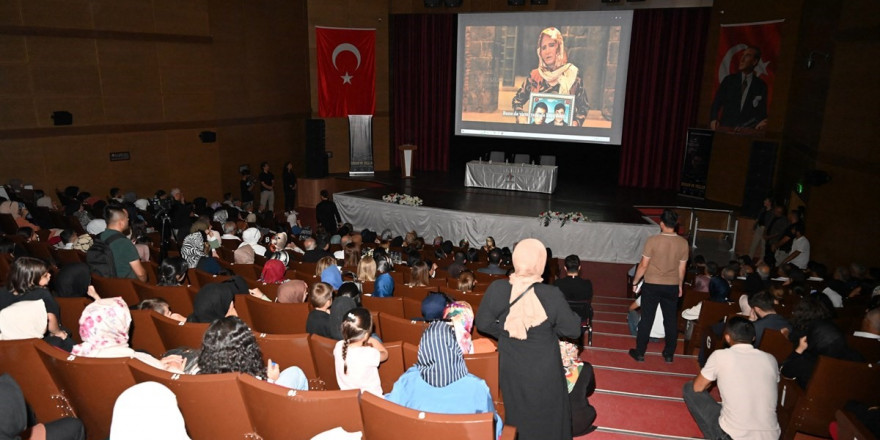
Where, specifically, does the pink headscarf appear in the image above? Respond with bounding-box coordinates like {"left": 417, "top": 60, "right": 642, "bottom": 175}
{"left": 277, "top": 279, "right": 309, "bottom": 304}
{"left": 505, "top": 238, "right": 548, "bottom": 340}
{"left": 72, "top": 297, "right": 131, "bottom": 357}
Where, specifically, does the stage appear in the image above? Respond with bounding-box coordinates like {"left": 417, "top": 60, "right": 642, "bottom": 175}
{"left": 319, "top": 171, "right": 740, "bottom": 265}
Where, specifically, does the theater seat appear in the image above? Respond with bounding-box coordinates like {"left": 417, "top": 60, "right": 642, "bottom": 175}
{"left": 237, "top": 374, "right": 364, "bottom": 439}
{"left": 35, "top": 342, "right": 137, "bottom": 440}
{"left": 245, "top": 295, "right": 309, "bottom": 334}
{"left": 128, "top": 360, "right": 256, "bottom": 440}
{"left": 308, "top": 334, "right": 340, "bottom": 390}
{"left": 90, "top": 275, "right": 139, "bottom": 306}
{"left": 378, "top": 342, "right": 405, "bottom": 394}
{"left": 253, "top": 332, "right": 322, "bottom": 388}
{"left": 362, "top": 295, "right": 405, "bottom": 318}
{"left": 359, "top": 391, "right": 512, "bottom": 440}
{"left": 0, "top": 339, "right": 72, "bottom": 422}
{"left": 132, "top": 282, "right": 196, "bottom": 317}
{"left": 378, "top": 314, "right": 429, "bottom": 346}
{"left": 151, "top": 313, "right": 209, "bottom": 351}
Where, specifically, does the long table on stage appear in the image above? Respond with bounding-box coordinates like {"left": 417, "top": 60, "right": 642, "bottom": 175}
{"left": 464, "top": 161, "right": 558, "bottom": 194}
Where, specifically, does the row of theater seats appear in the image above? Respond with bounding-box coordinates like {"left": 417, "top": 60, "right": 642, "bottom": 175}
{"left": 1, "top": 338, "right": 513, "bottom": 440}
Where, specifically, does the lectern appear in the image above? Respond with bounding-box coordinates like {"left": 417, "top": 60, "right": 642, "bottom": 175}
{"left": 398, "top": 144, "right": 418, "bottom": 178}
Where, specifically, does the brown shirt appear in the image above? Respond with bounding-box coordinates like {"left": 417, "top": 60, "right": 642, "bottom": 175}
{"left": 642, "top": 233, "right": 689, "bottom": 285}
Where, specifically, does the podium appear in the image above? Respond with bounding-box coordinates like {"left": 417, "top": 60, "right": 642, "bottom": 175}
{"left": 398, "top": 144, "right": 417, "bottom": 178}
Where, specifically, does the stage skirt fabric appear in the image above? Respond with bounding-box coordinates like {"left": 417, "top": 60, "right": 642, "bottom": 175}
{"left": 334, "top": 193, "right": 656, "bottom": 264}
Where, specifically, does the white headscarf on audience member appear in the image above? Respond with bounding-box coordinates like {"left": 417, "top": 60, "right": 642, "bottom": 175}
{"left": 86, "top": 219, "right": 107, "bottom": 235}
{"left": 0, "top": 300, "right": 47, "bottom": 340}
{"left": 237, "top": 227, "right": 266, "bottom": 256}
{"left": 504, "top": 238, "right": 548, "bottom": 340}
{"left": 110, "top": 381, "right": 191, "bottom": 440}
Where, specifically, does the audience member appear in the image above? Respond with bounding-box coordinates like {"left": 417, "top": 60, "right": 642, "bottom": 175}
{"left": 316, "top": 190, "right": 341, "bottom": 235}
{"left": 444, "top": 301, "right": 495, "bottom": 354}
{"left": 53, "top": 262, "right": 99, "bottom": 299}
{"left": 357, "top": 256, "right": 376, "bottom": 282}
{"left": 334, "top": 307, "right": 388, "bottom": 396}
{"left": 683, "top": 317, "right": 780, "bottom": 439}
{"left": 110, "top": 382, "right": 189, "bottom": 440}
{"left": 560, "top": 341, "right": 598, "bottom": 436}
{"left": 373, "top": 254, "right": 394, "bottom": 297}
{"left": 187, "top": 278, "right": 247, "bottom": 323}
{"left": 1, "top": 374, "right": 85, "bottom": 440}
{"left": 627, "top": 295, "right": 664, "bottom": 341}
{"left": 457, "top": 271, "right": 476, "bottom": 292}
{"left": 99, "top": 204, "right": 147, "bottom": 281}
{"left": 446, "top": 251, "right": 468, "bottom": 279}
{"left": 135, "top": 298, "right": 187, "bottom": 322}
{"left": 157, "top": 257, "right": 188, "bottom": 287}
{"left": 306, "top": 282, "right": 334, "bottom": 338}
{"left": 406, "top": 261, "right": 431, "bottom": 287}
{"left": 749, "top": 291, "right": 791, "bottom": 347}
{"left": 554, "top": 254, "right": 593, "bottom": 302}
{"left": 385, "top": 321, "right": 503, "bottom": 439}
{"left": 478, "top": 249, "right": 507, "bottom": 275}
{"left": 0, "top": 257, "right": 71, "bottom": 349}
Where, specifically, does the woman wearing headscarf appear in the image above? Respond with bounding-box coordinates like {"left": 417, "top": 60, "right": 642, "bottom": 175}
{"left": 237, "top": 227, "right": 266, "bottom": 256}
{"left": 180, "top": 220, "right": 210, "bottom": 268}
{"left": 73, "top": 297, "right": 184, "bottom": 371}
{"left": 474, "top": 238, "right": 581, "bottom": 440}
{"left": 110, "top": 382, "right": 190, "bottom": 440}
{"left": 443, "top": 301, "right": 496, "bottom": 355}
{"left": 512, "top": 27, "right": 590, "bottom": 127}
{"left": 187, "top": 277, "right": 248, "bottom": 323}
{"left": 250, "top": 260, "right": 308, "bottom": 303}
{"left": 85, "top": 219, "right": 106, "bottom": 235}
{"left": 385, "top": 321, "right": 502, "bottom": 439}
{"left": 0, "top": 374, "right": 85, "bottom": 440}
{"left": 560, "top": 341, "right": 598, "bottom": 436}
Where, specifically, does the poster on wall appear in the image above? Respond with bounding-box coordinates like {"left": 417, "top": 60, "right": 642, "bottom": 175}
{"left": 316, "top": 27, "right": 376, "bottom": 118}
{"left": 708, "top": 19, "right": 784, "bottom": 133}
{"left": 679, "top": 128, "right": 715, "bottom": 199}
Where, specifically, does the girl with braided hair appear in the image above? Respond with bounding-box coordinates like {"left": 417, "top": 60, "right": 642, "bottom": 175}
{"left": 333, "top": 307, "right": 388, "bottom": 396}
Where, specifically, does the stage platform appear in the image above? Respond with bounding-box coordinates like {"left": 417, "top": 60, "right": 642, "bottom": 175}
{"left": 323, "top": 171, "right": 741, "bottom": 265}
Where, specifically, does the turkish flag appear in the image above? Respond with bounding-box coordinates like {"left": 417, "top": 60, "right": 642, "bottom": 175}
{"left": 714, "top": 20, "right": 783, "bottom": 109}
{"left": 316, "top": 27, "right": 376, "bottom": 117}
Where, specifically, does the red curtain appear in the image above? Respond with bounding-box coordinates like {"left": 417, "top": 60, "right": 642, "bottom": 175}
{"left": 390, "top": 14, "right": 456, "bottom": 172}
{"left": 618, "top": 7, "right": 711, "bottom": 189}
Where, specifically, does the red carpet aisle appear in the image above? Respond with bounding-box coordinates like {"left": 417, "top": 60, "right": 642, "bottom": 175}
{"left": 575, "top": 295, "right": 705, "bottom": 440}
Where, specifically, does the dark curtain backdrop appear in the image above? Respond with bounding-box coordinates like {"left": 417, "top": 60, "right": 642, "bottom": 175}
{"left": 617, "top": 7, "right": 711, "bottom": 189}
{"left": 390, "top": 14, "right": 456, "bottom": 172}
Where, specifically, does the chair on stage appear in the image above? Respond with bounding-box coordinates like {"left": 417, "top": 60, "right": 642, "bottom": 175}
{"left": 513, "top": 153, "right": 530, "bottom": 164}
{"left": 238, "top": 374, "right": 364, "bottom": 439}
{"left": 540, "top": 155, "right": 556, "bottom": 166}
{"left": 128, "top": 360, "right": 256, "bottom": 440}
{"left": 35, "top": 342, "right": 136, "bottom": 440}
{"left": 488, "top": 151, "right": 505, "bottom": 162}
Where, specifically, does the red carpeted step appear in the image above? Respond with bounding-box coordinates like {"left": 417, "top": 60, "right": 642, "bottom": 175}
{"left": 577, "top": 428, "right": 692, "bottom": 440}
{"left": 593, "top": 303, "right": 631, "bottom": 313}
{"left": 590, "top": 332, "right": 686, "bottom": 354}
{"left": 581, "top": 347, "right": 700, "bottom": 375}
{"left": 593, "top": 310, "right": 629, "bottom": 322}
{"left": 591, "top": 320, "right": 632, "bottom": 336}
{"left": 593, "top": 295, "right": 635, "bottom": 305}
{"left": 594, "top": 367, "right": 692, "bottom": 398}
{"left": 591, "top": 392, "right": 703, "bottom": 438}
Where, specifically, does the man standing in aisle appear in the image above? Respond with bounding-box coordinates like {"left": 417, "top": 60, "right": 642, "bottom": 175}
{"left": 258, "top": 161, "right": 275, "bottom": 212}
{"left": 629, "top": 209, "right": 689, "bottom": 363}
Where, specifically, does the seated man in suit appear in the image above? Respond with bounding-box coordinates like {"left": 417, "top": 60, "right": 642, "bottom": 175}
{"left": 554, "top": 255, "right": 593, "bottom": 303}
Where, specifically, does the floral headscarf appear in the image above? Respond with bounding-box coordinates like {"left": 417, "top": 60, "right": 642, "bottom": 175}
{"left": 443, "top": 301, "right": 474, "bottom": 355}
{"left": 72, "top": 297, "right": 131, "bottom": 357}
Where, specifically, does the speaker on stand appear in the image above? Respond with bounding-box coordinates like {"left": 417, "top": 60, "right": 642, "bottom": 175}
{"left": 305, "top": 119, "right": 328, "bottom": 178}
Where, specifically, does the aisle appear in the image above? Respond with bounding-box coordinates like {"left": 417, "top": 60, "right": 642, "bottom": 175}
{"left": 575, "top": 295, "right": 705, "bottom": 440}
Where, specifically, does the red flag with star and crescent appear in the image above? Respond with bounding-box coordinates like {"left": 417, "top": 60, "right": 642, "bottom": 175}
{"left": 316, "top": 27, "right": 376, "bottom": 117}
{"left": 714, "top": 20, "right": 783, "bottom": 110}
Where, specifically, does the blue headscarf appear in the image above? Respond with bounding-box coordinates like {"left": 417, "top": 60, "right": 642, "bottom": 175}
{"left": 321, "top": 265, "right": 343, "bottom": 290}
{"left": 416, "top": 321, "right": 469, "bottom": 388}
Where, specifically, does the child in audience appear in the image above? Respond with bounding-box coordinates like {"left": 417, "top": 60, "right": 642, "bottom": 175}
{"left": 306, "top": 282, "right": 334, "bottom": 338}
{"left": 334, "top": 307, "right": 388, "bottom": 396}
{"left": 135, "top": 298, "right": 187, "bottom": 322}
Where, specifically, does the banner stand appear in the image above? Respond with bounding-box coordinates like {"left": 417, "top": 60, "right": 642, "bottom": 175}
{"left": 679, "top": 128, "right": 714, "bottom": 200}
{"left": 348, "top": 115, "right": 374, "bottom": 176}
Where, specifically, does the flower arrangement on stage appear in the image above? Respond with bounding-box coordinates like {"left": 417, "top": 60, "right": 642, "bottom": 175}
{"left": 382, "top": 193, "right": 423, "bottom": 207}
{"left": 538, "top": 211, "right": 589, "bottom": 227}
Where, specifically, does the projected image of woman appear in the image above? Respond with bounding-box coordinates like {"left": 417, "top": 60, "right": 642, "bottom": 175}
{"left": 513, "top": 27, "right": 590, "bottom": 127}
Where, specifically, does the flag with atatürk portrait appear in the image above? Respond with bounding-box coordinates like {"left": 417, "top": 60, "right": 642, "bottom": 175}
{"left": 316, "top": 27, "right": 376, "bottom": 117}
{"left": 715, "top": 20, "right": 783, "bottom": 110}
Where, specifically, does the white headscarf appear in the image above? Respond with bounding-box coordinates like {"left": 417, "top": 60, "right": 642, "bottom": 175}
{"left": 504, "top": 238, "right": 548, "bottom": 340}
{"left": 86, "top": 219, "right": 107, "bottom": 235}
{"left": 238, "top": 227, "right": 266, "bottom": 255}
{"left": 536, "top": 27, "right": 578, "bottom": 95}
{"left": 110, "top": 382, "right": 191, "bottom": 440}
{"left": 0, "top": 300, "right": 47, "bottom": 340}
{"left": 134, "top": 199, "right": 149, "bottom": 211}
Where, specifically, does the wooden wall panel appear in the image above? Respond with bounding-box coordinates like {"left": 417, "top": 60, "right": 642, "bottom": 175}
{"left": 90, "top": 0, "right": 156, "bottom": 33}
{"left": 20, "top": 0, "right": 94, "bottom": 29}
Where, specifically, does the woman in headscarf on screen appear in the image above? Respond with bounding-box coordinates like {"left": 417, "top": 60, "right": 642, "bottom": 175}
{"left": 512, "top": 27, "right": 590, "bottom": 127}
{"left": 474, "top": 238, "right": 581, "bottom": 440}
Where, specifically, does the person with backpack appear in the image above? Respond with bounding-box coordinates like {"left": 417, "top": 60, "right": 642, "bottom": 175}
{"left": 89, "top": 204, "right": 147, "bottom": 282}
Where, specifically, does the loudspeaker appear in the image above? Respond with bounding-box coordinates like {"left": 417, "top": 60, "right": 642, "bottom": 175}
{"left": 531, "top": 0, "right": 548, "bottom": 4}
{"left": 198, "top": 131, "right": 216, "bottom": 143}
{"left": 508, "top": 0, "right": 525, "bottom": 5}
{"left": 741, "top": 141, "right": 778, "bottom": 214}
{"left": 51, "top": 111, "right": 72, "bottom": 126}
{"left": 423, "top": 0, "right": 441, "bottom": 7}
{"left": 444, "top": 0, "right": 462, "bottom": 6}
{"left": 305, "top": 119, "right": 328, "bottom": 178}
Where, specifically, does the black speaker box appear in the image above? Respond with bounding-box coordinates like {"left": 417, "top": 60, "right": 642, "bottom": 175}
{"left": 52, "top": 111, "right": 72, "bottom": 126}
{"left": 305, "top": 119, "right": 328, "bottom": 178}
{"left": 198, "top": 131, "right": 216, "bottom": 143}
